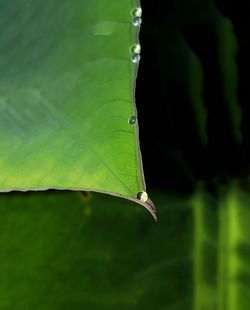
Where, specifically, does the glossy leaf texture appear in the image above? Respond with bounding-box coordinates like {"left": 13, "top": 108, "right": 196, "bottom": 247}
{"left": 0, "top": 184, "right": 250, "bottom": 309}
{"left": 0, "top": 0, "right": 153, "bottom": 213}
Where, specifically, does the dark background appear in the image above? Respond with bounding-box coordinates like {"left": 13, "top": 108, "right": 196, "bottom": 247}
{"left": 137, "top": 0, "right": 250, "bottom": 193}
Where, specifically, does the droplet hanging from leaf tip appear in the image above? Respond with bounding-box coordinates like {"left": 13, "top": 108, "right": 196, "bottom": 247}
{"left": 137, "top": 191, "right": 148, "bottom": 203}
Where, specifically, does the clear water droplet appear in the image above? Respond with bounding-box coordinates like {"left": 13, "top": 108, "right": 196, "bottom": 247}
{"left": 129, "top": 116, "right": 136, "bottom": 126}
{"left": 131, "top": 44, "right": 141, "bottom": 54}
{"left": 131, "top": 53, "right": 140, "bottom": 64}
{"left": 132, "top": 7, "right": 142, "bottom": 17}
{"left": 137, "top": 191, "right": 148, "bottom": 202}
{"left": 132, "top": 16, "right": 142, "bottom": 27}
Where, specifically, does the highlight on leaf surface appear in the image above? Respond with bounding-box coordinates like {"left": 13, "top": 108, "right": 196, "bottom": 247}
{"left": 0, "top": 1, "right": 155, "bottom": 218}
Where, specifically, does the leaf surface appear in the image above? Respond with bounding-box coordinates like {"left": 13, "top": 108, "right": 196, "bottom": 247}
{"left": 0, "top": 0, "right": 154, "bottom": 213}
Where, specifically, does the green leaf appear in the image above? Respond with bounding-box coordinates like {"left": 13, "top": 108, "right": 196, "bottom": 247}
{"left": 0, "top": 1, "right": 155, "bottom": 215}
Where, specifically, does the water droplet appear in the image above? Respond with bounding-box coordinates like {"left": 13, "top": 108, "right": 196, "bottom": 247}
{"left": 131, "top": 44, "right": 141, "bottom": 54}
{"left": 131, "top": 53, "right": 140, "bottom": 64}
{"left": 132, "top": 16, "right": 142, "bottom": 27}
{"left": 131, "top": 44, "right": 141, "bottom": 63}
{"left": 129, "top": 116, "right": 136, "bottom": 126}
{"left": 131, "top": 7, "right": 142, "bottom": 26}
{"left": 132, "top": 7, "right": 142, "bottom": 18}
{"left": 137, "top": 191, "right": 148, "bottom": 202}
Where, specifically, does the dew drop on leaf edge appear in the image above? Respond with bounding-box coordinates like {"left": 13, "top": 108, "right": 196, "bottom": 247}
{"left": 129, "top": 116, "right": 137, "bottom": 126}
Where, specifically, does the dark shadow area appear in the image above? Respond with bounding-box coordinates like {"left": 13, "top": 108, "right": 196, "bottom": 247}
{"left": 137, "top": 0, "right": 250, "bottom": 193}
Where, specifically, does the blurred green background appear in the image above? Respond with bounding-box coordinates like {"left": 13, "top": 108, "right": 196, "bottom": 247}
{"left": 1, "top": 185, "right": 250, "bottom": 309}
{"left": 0, "top": 190, "right": 192, "bottom": 309}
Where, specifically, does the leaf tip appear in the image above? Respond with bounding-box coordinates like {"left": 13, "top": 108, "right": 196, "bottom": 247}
{"left": 137, "top": 192, "right": 157, "bottom": 222}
